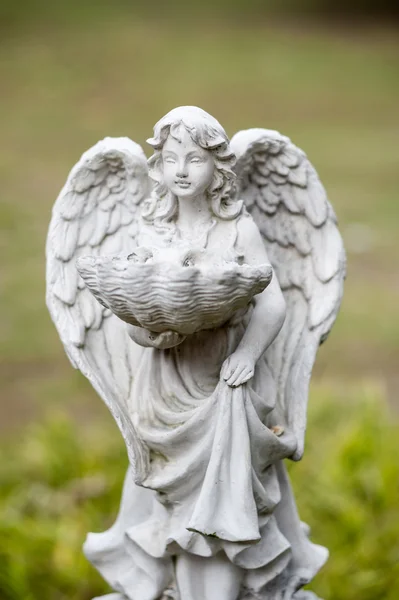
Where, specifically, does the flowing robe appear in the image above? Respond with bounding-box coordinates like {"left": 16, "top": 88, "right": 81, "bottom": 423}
{"left": 84, "top": 217, "right": 327, "bottom": 600}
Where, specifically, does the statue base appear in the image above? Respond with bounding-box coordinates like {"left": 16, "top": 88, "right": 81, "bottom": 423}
{"left": 93, "top": 588, "right": 321, "bottom": 600}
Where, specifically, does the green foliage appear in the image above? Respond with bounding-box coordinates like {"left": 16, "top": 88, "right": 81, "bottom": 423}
{"left": 0, "top": 416, "right": 127, "bottom": 600}
{"left": 289, "top": 383, "right": 399, "bottom": 600}
{"left": 0, "top": 386, "right": 398, "bottom": 599}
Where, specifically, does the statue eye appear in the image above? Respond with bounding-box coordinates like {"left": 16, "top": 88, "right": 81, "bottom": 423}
{"left": 164, "top": 157, "right": 176, "bottom": 164}
{"left": 190, "top": 157, "right": 202, "bottom": 164}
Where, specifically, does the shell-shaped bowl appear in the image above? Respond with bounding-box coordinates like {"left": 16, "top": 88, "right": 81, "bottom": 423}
{"left": 76, "top": 251, "right": 273, "bottom": 335}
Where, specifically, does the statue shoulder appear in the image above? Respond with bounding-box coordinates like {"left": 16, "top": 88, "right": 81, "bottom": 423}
{"left": 236, "top": 209, "right": 263, "bottom": 247}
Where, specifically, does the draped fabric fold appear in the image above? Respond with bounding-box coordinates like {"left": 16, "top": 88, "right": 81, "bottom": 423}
{"left": 85, "top": 323, "right": 327, "bottom": 599}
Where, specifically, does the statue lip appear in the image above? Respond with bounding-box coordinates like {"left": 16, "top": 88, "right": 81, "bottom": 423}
{"left": 175, "top": 180, "right": 191, "bottom": 188}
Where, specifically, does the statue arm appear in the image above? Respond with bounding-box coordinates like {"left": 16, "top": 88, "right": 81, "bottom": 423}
{"left": 237, "top": 275, "right": 286, "bottom": 361}
{"left": 221, "top": 216, "right": 286, "bottom": 387}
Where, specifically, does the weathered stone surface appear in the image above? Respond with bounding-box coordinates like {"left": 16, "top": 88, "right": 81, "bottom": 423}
{"left": 47, "top": 106, "right": 345, "bottom": 600}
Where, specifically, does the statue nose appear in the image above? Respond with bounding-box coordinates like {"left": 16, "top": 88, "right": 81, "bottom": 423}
{"left": 176, "top": 162, "right": 188, "bottom": 178}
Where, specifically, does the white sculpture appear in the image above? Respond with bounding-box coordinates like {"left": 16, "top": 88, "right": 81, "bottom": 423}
{"left": 46, "top": 106, "right": 346, "bottom": 600}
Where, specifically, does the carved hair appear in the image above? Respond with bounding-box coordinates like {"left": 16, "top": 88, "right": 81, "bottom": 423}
{"left": 142, "top": 106, "right": 242, "bottom": 229}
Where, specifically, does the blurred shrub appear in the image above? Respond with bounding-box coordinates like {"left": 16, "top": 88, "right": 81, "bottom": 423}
{"left": 0, "top": 417, "right": 127, "bottom": 600}
{"left": 287, "top": 384, "right": 399, "bottom": 600}
{"left": 0, "top": 384, "right": 398, "bottom": 599}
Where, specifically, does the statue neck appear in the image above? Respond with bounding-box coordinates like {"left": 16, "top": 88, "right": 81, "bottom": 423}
{"left": 176, "top": 194, "right": 214, "bottom": 234}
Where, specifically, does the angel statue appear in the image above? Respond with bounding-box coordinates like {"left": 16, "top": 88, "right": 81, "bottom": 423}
{"left": 46, "top": 106, "right": 345, "bottom": 600}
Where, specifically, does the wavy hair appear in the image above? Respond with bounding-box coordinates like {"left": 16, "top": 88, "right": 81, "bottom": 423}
{"left": 142, "top": 106, "right": 242, "bottom": 230}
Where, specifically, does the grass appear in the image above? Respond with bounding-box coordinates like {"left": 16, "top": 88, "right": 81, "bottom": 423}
{"left": 0, "top": 11, "right": 398, "bottom": 599}
{"left": 289, "top": 383, "right": 399, "bottom": 600}
{"left": 1, "top": 19, "right": 398, "bottom": 382}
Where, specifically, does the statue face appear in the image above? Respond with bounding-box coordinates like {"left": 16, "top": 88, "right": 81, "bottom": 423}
{"left": 161, "top": 126, "right": 214, "bottom": 199}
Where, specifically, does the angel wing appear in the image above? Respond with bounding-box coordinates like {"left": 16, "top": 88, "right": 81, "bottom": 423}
{"left": 231, "top": 129, "right": 346, "bottom": 461}
{"left": 46, "top": 137, "right": 151, "bottom": 479}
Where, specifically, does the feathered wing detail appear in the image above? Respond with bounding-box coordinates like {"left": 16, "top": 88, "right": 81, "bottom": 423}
{"left": 231, "top": 129, "right": 346, "bottom": 460}
{"left": 46, "top": 137, "right": 151, "bottom": 479}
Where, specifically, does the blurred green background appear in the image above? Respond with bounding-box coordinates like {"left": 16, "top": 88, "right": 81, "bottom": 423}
{"left": 0, "top": 2, "right": 398, "bottom": 599}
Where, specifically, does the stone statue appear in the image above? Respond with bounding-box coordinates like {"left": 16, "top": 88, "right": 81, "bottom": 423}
{"left": 46, "top": 106, "right": 346, "bottom": 600}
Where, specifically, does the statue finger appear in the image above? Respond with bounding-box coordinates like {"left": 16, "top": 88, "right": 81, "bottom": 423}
{"left": 221, "top": 360, "right": 233, "bottom": 380}
{"left": 239, "top": 369, "right": 254, "bottom": 385}
{"left": 227, "top": 365, "right": 246, "bottom": 387}
{"left": 224, "top": 364, "right": 239, "bottom": 383}
{"left": 232, "top": 367, "right": 252, "bottom": 386}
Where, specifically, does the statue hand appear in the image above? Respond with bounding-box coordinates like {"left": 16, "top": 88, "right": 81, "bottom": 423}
{"left": 148, "top": 330, "right": 186, "bottom": 350}
{"left": 128, "top": 325, "right": 185, "bottom": 349}
{"left": 221, "top": 349, "right": 255, "bottom": 387}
